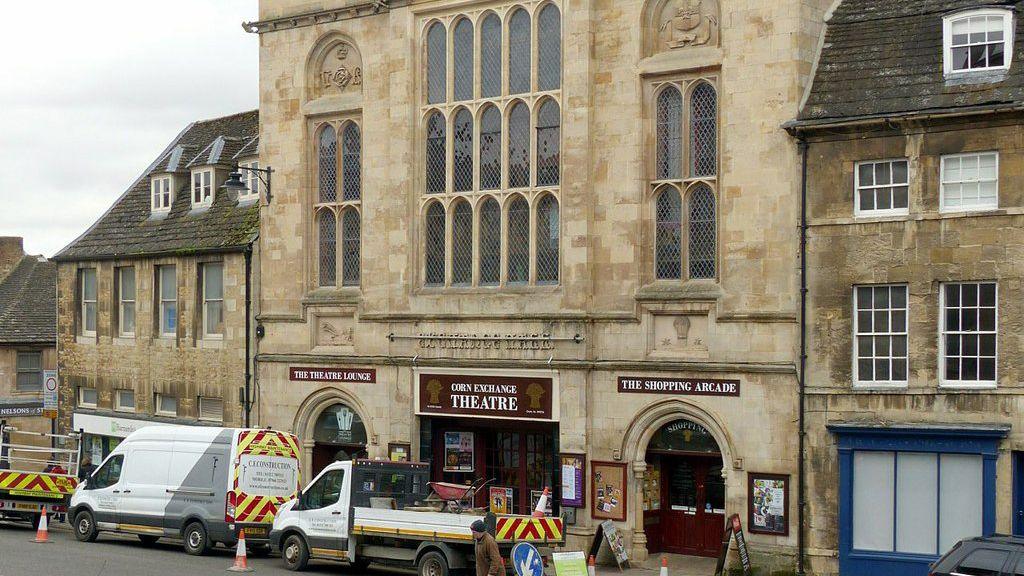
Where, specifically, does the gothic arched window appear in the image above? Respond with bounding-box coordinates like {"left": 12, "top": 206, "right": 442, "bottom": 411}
{"left": 318, "top": 126, "right": 337, "bottom": 203}
{"left": 427, "top": 22, "right": 447, "bottom": 104}
{"left": 426, "top": 111, "right": 447, "bottom": 193}
{"left": 425, "top": 202, "right": 446, "bottom": 286}
{"left": 480, "top": 14, "right": 502, "bottom": 98}
{"left": 688, "top": 184, "right": 716, "bottom": 279}
{"left": 479, "top": 197, "right": 501, "bottom": 285}
{"left": 536, "top": 100, "right": 560, "bottom": 186}
{"left": 341, "top": 123, "right": 361, "bottom": 201}
{"left": 507, "top": 196, "right": 530, "bottom": 283}
{"left": 453, "top": 109, "right": 474, "bottom": 192}
{"left": 656, "top": 86, "right": 682, "bottom": 180}
{"left": 536, "top": 195, "right": 559, "bottom": 283}
{"left": 453, "top": 18, "right": 474, "bottom": 101}
{"left": 655, "top": 187, "right": 682, "bottom": 280}
{"left": 509, "top": 9, "right": 531, "bottom": 94}
{"left": 690, "top": 82, "right": 717, "bottom": 177}
{"left": 318, "top": 210, "right": 337, "bottom": 287}
{"left": 508, "top": 102, "right": 530, "bottom": 188}
{"left": 480, "top": 105, "right": 502, "bottom": 190}
{"left": 537, "top": 4, "right": 561, "bottom": 91}
{"left": 451, "top": 200, "right": 473, "bottom": 285}
{"left": 341, "top": 208, "right": 360, "bottom": 286}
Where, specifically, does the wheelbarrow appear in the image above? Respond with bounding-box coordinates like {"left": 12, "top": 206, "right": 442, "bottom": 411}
{"left": 427, "top": 477, "right": 495, "bottom": 513}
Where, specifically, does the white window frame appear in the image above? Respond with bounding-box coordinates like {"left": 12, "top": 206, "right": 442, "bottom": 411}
{"left": 202, "top": 262, "right": 225, "bottom": 339}
{"left": 78, "top": 387, "right": 98, "bottom": 408}
{"left": 117, "top": 267, "right": 136, "bottom": 338}
{"left": 114, "top": 389, "right": 135, "bottom": 413}
{"left": 198, "top": 397, "right": 224, "bottom": 422}
{"left": 155, "top": 393, "right": 178, "bottom": 417}
{"left": 191, "top": 169, "right": 214, "bottom": 207}
{"left": 940, "top": 152, "right": 999, "bottom": 212}
{"left": 943, "top": 9, "right": 1014, "bottom": 76}
{"left": 854, "top": 159, "right": 910, "bottom": 217}
{"left": 157, "top": 265, "right": 177, "bottom": 338}
{"left": 853, "top": 284, "right": 909, "bottom": 388}
{"left": 151, "top": 176, "right": 172, "bottom": 212}
{"left": 238, "top": 161, "right": 260, "bottom": 199}
{"left": 939, "top": 281, "right": 998, "bottom": 389}
{"left": 80, "top": 268, "right": 97, "bottom": 337}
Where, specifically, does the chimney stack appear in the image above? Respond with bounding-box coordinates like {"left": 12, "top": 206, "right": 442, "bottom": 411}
{"left": 0, "top": 237, "right": 26, "bottom": 280}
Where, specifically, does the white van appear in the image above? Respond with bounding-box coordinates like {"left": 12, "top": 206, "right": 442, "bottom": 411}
{"left": 69, "top": 426, "right": 301, "bottom": 555}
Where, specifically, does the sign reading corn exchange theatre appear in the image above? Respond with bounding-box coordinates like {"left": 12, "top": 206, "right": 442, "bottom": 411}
{"left": 417, "top": 374, "right": 554, "bottom": 421}
{"left": 618, "top": 376, "right": 740, "bottom": 397}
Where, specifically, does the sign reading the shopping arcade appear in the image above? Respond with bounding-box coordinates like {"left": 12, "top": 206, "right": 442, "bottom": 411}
{"left": 289, "top": 367, "right": 377, "bottom": 384}
{"left": 417, "top": 373, "right": 554, "bottom": 421}
{"left": 617, "top": 376, "right": 740, "bottom": 397}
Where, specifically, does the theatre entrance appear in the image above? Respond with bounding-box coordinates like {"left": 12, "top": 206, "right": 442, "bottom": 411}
{"left": 311, "top": 403, "right": 368, "bottom": 476}
{"left": 642, "top": 419, "right": 725, "bottom": 558}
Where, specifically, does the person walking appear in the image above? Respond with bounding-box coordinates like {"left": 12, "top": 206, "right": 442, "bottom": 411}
{"left": 471, "top": 520, "right": 503, "bottom": 576}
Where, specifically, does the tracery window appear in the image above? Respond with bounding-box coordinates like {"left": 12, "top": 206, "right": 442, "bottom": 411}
{"left": 421, "top": 3, "right": 562, "bottom": 288}
{"left": 342, "top": 123, "right": 361, "bottom": 201}
{"left": 690, "top": 82, "right": 717, "bottom": 177}
{"left": 342, "top": 208, "right": 361, "bottom": 286}
{"left": 688, "top": 184, "right": 716, "bottom": 279}
{"left": 315, "top": 121, "right": 362, "bottom": 288}
{"left": 656, "top": 86, "right": 682, "bottom": 180}
{"left": 655, "top": 187, "right": 682, "bottom": 280}
{"left": 318, "top": 210, "right": 337, "bottom": 287}
{"left": 318, "top": 127, "right": 338, "bottom": 203}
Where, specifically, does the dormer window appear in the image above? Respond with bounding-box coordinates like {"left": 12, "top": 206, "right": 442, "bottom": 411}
{"left": 192, "top": 169, "right": 213, "bottom": 207}
{"left": 238, "top": 160, "right": 260, "bottom": 200}
{"left": 151, "top": 176, "right": 172, "bottom": 212}
{"left": 944, "top": 9, "right": 1013, "bottom": 75}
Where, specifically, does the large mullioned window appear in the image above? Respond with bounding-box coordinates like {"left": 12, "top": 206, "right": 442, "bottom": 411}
{"left": 315, "top": 121, "right": 362, "bottom": 288}
{"left": 421, "top": 3, "right": 562, "bottom": 288}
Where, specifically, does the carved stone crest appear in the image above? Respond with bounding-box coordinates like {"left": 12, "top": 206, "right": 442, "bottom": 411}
{"left": 309, "top": 37, "right": 364, "bottom": 100}
{"left": 316, "top": 317, "right": 354, "bottom": 347}
{"left": 658, "top": 0, "right": 719, "bottom": 50}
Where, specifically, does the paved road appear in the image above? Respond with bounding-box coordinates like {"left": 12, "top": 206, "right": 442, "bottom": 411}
{"left": 0, "top": 521, "right": 362, "bottom": 576}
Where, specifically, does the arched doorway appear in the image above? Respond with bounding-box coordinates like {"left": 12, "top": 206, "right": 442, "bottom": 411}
{"left": 643, "top": 418, "right": 725, "bottom": 558}
{"left": 311, "top": 403, "right": 368, "bottom": 476}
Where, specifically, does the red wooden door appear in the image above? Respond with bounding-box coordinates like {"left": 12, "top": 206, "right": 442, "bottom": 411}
{"left": 661, "top": 457, "right": 725, "bottom": 557}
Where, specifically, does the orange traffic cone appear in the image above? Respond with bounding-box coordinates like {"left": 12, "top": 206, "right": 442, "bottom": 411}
{"left": 660, "top": 556, "right": 668, "bottom": 576}
{"left": 227, "top": 529, "right": 253, "bottom": 572}
{"left": 587, "top": 555, "right": 596, "bottom": 576}
{"left": 532, "top": 486, "right": 550, "bottom": 518}
{"left": 32, "top": 507, "right": 49, "bottom": 543}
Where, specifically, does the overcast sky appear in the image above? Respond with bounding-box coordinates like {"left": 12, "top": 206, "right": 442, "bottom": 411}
{"left": 0, "top": 1, "right": 259, "bottom": 257}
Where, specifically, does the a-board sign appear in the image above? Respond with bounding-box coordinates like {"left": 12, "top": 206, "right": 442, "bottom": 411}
{"left": 511, "top": 542, "right": 544, "bottom": 576}
{"left": 551, "top": 551, "right": 588, "bottom": 576}
{"left": 588, "top": 520, "right": 629, "bottom": 571}
{"left": 714, "top": 514, "right": 752, "bottom": 576}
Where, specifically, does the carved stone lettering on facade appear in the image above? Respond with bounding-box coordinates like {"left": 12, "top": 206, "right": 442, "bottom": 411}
{"left": 416, "top": 333, "right": 556, "bottom": 351}
{"left": 658, "top": 0, "right": 720, "bottom": 50}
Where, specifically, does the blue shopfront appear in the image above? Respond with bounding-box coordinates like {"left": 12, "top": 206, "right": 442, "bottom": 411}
{"left": 829, "top": 423, "right": 1009, "bottom": 576}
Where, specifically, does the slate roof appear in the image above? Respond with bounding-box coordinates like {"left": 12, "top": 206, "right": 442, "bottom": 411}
{"left": 0, "top": 256, "right": 56, "bottom": 345}
{"left": 233, "top": 136, "right": 259, "bottom": 161}
{"left": 54, "top": 110, "right": 260, "bottom": 261}
{"left": 793, "top": 0, "right": 1024, "bottom": 127}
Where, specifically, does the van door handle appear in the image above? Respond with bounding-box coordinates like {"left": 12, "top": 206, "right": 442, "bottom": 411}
{"left": 122, "top": 490, "right": 132, "bottom": 494}
{"left": 332, "top": 511, "right": 342, "bottom": 515}
{"left": 112, "top": 490, "right": 121, "bottom": 494}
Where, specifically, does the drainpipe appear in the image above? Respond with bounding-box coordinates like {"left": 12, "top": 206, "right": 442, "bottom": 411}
{"left": 244, "top": 245, "right": 253, "bottom": 428}
{"left": 797, "top": 137, "right": 809, "bottom": 576}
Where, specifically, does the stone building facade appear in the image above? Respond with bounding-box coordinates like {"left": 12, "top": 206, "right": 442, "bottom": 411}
{"left": 53, "top": 112, "right": 262, "bottom": 464}
{"left": 251, "top": 0, "right": 830, "bottom": 571}
{"left": 791, "top": 1, "right": 1024, "bottom": 575}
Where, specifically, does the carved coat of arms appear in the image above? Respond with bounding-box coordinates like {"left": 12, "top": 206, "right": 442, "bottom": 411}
{"left": 660, "top": 0, "right": 719, "bottom": 49}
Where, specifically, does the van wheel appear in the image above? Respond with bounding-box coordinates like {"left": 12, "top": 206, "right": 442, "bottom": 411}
{"left": 183, "top": 522, "right": 210, "bottom": 556}
{"left": 138, "top": 535, "right": 160, "bottom": 546}
{"left": 283, "top": 534, "right": 310, "bottom": 571}
{"left": 73, "top": 510, "right": 98, "bottom": 542}
{"left": 418, "top": 551, "right": 449, "bottom": 576}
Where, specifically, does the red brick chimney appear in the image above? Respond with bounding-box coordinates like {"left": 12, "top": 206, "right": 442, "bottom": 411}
{"left": 0, "top": 237, "right": 26, "bottom": 281}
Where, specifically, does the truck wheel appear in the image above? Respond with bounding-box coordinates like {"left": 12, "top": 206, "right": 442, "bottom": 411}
{"left": 73, "top": 510, "right": 99, "bottom": 542}
{"left": 138, "top": 535, "right": 160, "bottom": 546}
{"left": 182, "top": 522, "right": 211, "bottom": 556}
{"left": 418, "top": 551, "right": 449, "bottom": 576}
{"left": 282, "top": 534, "right": 310, "bottom": 571}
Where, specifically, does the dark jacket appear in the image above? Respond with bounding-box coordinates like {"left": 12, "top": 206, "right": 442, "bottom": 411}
{"left": 474, "top": 532, "right": 503, "bottom": 576}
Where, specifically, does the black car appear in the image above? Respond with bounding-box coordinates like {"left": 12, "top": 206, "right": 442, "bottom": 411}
{"left": 931, "top": 536, "right": 1024, "bottom": 576}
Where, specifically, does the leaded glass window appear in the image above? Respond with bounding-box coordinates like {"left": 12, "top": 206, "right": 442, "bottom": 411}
{"left": 481, "top": 14, "right": 502, "bottom": 98}
{"left": 480, "top": 105, "right": 502, "bottom": 190}
{"left": 319, "top": 127, "right": 337, "bottom": 203}
{"left": 509, "top": 9, "right": 531, "bottom": 94}
{"left": 342, "top": 208, "right": 360, "bottom": 286}
{"left": 690, "top": 82, "right": 717, "bottom": 177}
{"left": 425, "top": 203, "right": 446, "bottom": 286}
{"left": 318, "top": 210, "right": 337, "bottom": 287}
{"left": 507, "top": 196, "right": 530, "bottom": 283}
{"left": 451, "top": 201, "right": 473, "bottom": 285}
{"left": 508, "top": 102, "right": 530, "bottom": 188}
{"left": 536, "top": 195, "right": 559, "bottom": 283}
{"left": 688, "top": 184, "right": 716, "bottom": 279}
{"left": 453, "top": 109, "right": 474, "bottom": 192}
{"left": 656, "top": 86, "right": 682, "bottom": 180}
{"left": 479, "top": 197, "right": 501, "bottom": 285}
{"left": 655, "top": 187, "right": 682, "bottom": 280}
{"left": 342, "top": 123, "right": 361, "bottom": 201}
{"left": 454, "top": 19, "right": 474, "bottom": 101}
{"left": 536, "top": 100, "right": 560, "bottom": 186}
{"left": 427, "top": 22, "right": 447, "bottom": 104}
{"left": 537, "top": 5, "right": 561, "bottom": 91}
{"left": 426, "top": 111, "right": 447, "bottom": 193}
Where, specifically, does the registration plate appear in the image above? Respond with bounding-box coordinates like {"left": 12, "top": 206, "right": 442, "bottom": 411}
{"left": 240, "top": 526, "right": 269, "bottom": 538}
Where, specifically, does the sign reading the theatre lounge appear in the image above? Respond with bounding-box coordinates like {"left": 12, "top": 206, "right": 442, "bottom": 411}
{"left": 618, "top": 376, "right": 740, "bottom": 397}
{"left": 289, "top": 367, "right": 377, "bottom": 383}
{"left": 417, "top": 373, "right": 554, "bottom": 421}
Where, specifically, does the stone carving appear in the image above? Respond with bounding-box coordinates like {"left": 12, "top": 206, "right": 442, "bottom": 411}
{"left": 673, "top": 316, "right": 691, "bottom": 343}
{"left": 658, "top": 0, "right": 719, "bottom": 50}
{"left": 314, "top": 40, "right": 363, "bottom": 97}
{"left": 654, "top": 314, "right": 709, "bottom": 355}
{"left": 318, "top": 318, "right": 353, "bottom": 347}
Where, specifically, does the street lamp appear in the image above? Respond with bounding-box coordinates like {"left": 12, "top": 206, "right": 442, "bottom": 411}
{"left": 222, "top": 165, "right": 274, "bottom": 204}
